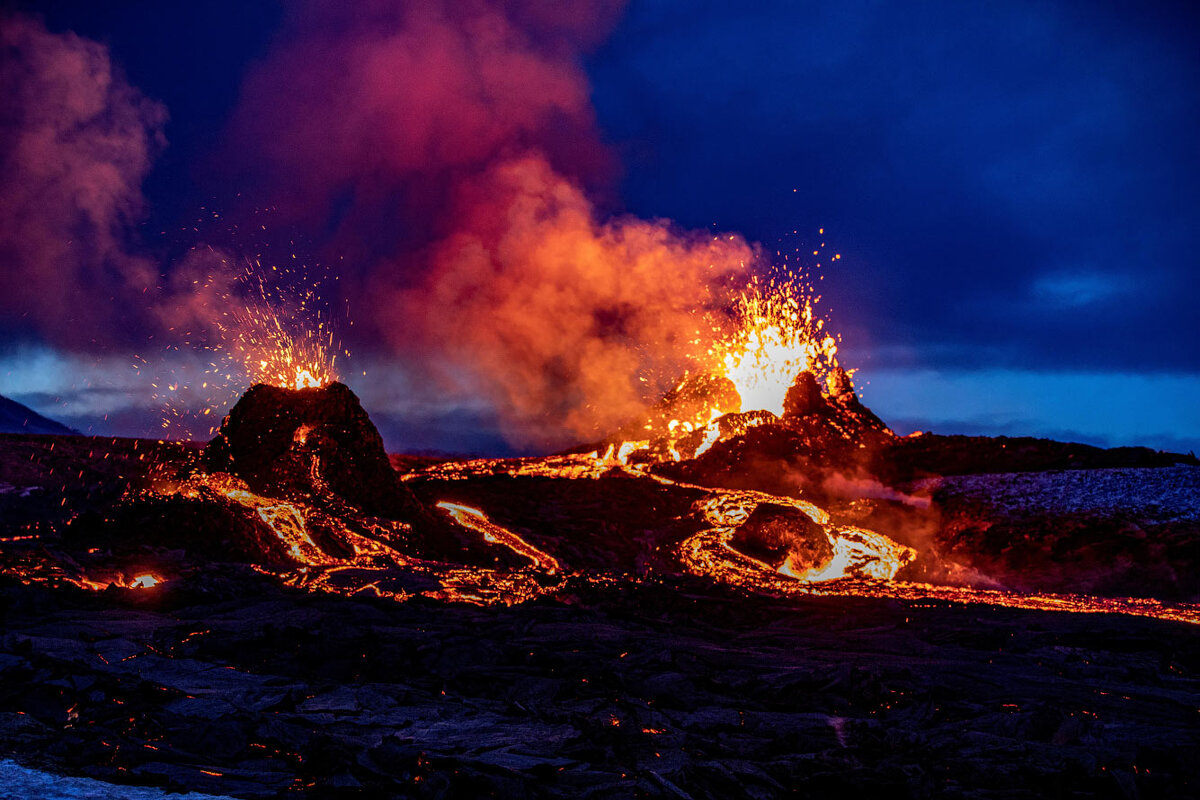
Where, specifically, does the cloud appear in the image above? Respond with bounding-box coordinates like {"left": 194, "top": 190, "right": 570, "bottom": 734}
{"left": 218, "top": 0, "right": 760, "bottom": 447}
{"left": 587, "top": 0, "right": 1200, "bottom": 373}
{"left": 3, "top": 2, "right": 760, "bottom": 449}
{"left": 395, "top": 154, "right": 754, "bottom": 446}
{"left": 1031, "top": 272, "right": 1127, "bottom": 309}
{"left": 222, "top": 0, "right": 620, "bottom": 258}
{"left": 0, "top": 13, "right": 167, "bottom": 347}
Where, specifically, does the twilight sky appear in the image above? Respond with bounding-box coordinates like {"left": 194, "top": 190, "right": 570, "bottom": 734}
{"left": 1, "top": 0, "right": 1197, "bottom": 454}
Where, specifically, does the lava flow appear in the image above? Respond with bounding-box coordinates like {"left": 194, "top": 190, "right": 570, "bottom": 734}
{"left": 4, "top": 271, "right": 1197, "bottom": 628}
{"left": 396, "top": 273, "right": 1200, "bottom": 626}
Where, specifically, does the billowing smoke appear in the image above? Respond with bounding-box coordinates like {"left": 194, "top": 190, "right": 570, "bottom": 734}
{"left": 2, "top": 3, "right": 762, "bottom": 447}
{"left": 221, "top": 0, "right": 620, "bottom": 260}
{"left": 399, "top": 154, "right": 754, "bottom": 444}
{"left": 0, "top": 14, "right": 166, "bottom": 347}
{"left": 219, "top": 0, "right": 756, "bottom": 445}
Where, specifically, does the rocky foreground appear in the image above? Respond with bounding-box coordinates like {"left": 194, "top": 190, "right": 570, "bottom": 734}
{"left": 1, "top": 383, "right": 1198, "bottom": 798}
{"left": 3, "top": 567, "right": 1199, "bottom": 799}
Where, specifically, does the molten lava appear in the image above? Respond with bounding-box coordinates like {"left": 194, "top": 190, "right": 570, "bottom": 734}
{"left": 6, "top": 264, "right": 1190, "bottom": 629}
{"left": 603, "top": 275, "right": 850, "bottom": 467}
{"left": 237, "top": 319, "right": 336, "bottom": 391}
{"left": 707, "top": 275, "right": 840, "bottom": 417}
{"left": 437, "top": 501, "right": 562, "bottom": 575}
{"left": 154, "top": 256, "right": 344, "bottom": 439}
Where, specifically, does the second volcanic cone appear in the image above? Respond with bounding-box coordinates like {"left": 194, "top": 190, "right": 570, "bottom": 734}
{"left": 204, "top": 382, "right": 417, "bottom": 519}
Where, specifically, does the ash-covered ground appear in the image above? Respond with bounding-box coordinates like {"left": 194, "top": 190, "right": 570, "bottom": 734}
{"left": 1, "top": 383, "right": 1198, "bottom": 798}
{"left": 918, "top": 465, "right": 1200, "bottom": 522}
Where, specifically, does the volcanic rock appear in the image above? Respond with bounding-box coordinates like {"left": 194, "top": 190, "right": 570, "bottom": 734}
{"left": 646, "top": 374, "right": 741, "bottom": 434}
{"left": 654, "top": 371, "right": 896, "bottom": 503}
{"left": 826, "top": 364, "right": 855, "bottom": 398}
{"left": 824, "top": 366, "right": 891, "bottom": 435}
{"left": 782, "top": 367, "right": 890, "bottom": 439}
{"left": 781, "top": 372, "right": 824, "bottom": 418}
{"left": 729, "top": 502, "right": 833, "bottom": 572}
{"left": 4, "top": 416, "right": 1200, "bottom": 797}
{"left": 63, "top": 491, "right": 309, "bottom": 567}
{"left": 878, "top": 433, "right": 1199, "bottom": 483}
{"left": 204, "top": 382, "right": 416, "bottom": 518}
{"left": 0, "top": 394, "right": 78, "bottom": 436}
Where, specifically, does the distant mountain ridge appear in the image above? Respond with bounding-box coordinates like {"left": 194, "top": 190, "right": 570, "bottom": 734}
{"left": 0, "top": 394, "right": 78, "bottom": 435}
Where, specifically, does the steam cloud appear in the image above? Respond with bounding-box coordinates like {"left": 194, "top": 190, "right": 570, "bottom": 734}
{"left": 3, "top": 2, "right": 761, "bottom": 446}
{"left": 0, "top": 14, "right": 166, "bottom": 347}
{"left": 221, "top": 0, "right": 757, "bottom": 444}
{"left": 402, "top": 155, "right": 754, "bottom": 444}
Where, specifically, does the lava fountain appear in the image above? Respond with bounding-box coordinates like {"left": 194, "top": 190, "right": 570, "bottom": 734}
{"left": 154, "top": 255, "right": 345, "bottom": 438}
{"left": 706, "top": 274, "right": 841, "bottom": 417}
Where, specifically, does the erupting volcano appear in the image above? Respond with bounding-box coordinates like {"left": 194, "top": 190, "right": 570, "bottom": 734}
{"left": 2, "top": 3, "right": 1198, "bottom": 793}
{"left": 3, "top": 262, "right": 1199, "bottom": 796}
{"left": 9, "top": 265, "right": 1198, "bottom": 618}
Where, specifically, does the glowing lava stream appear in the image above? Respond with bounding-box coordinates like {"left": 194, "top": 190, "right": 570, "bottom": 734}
{"left": 401, "top": 459, "right": 1200, "bottom": 626}
{"left": 437, "top": 502, "right": 562, "bottom": 575}
{"left": 167, "top": 473, "right": 568, "bottom": 606}
{"left": 182, "top": 474, "right": 339, "bottom": 566}
{"left": 668, "top": 480, "right": 1200, "bottom": 626}
{"left": 681, "top": 487, "right": 916, "bottom": 583}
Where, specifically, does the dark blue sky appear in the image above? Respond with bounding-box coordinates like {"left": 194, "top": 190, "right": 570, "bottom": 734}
{"left": 2, "top": 0, "right": 1198, "bottom": 453}
{"left": 587, "top": 1, "right": 1200, "bottom": 371}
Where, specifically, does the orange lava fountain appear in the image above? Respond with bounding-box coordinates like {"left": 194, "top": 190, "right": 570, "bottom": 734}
{"left": 707, "top": 275, "right": 840, "bottom": 416}
{"left": 219, "top": 262, "right": 339, "bottom": 391}
{"left": 153, "top": 255, "right": 345, "bottom": 438}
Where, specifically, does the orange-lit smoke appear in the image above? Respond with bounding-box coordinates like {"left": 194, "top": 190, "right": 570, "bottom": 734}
{"left": 398, "top": 155, "right": 756, "bottom": 445}
{"left": 217, "top": 0, "right": 766, "bottom": 446}
{"left": 222, "top": 0, "right": 621, "bottom": 261}
{"left": 0, "top": 14, "right": 166, "bottom": 348}
{"left": 2, "top": 2, "right": 787, "bottom": 448}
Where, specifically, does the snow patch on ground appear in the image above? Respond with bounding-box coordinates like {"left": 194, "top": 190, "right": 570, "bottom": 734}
{"left": 0, "top": 482, "right": 41, "bottom": 497}
{"left": 913, "top": 465, "right": 1200, "bottom": 521}
{"left": 0, "top": 760, "right": 235, "bottom": 800}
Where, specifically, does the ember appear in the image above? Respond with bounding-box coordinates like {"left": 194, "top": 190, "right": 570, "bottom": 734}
{"left": 154, "top": 256, "right": 344, "bottom": 439}
{"left": 707, "top": 275, "right": 840, "bottom": 417}
{"left": 3, "top": 6, "right": 1196, "bottom": 796}
{"left": 2, "top": 354, "right": 1199, "bottom": 799}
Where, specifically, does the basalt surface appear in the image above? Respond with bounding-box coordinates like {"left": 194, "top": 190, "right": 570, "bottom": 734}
{"left": 1, "top": 572, "right": 1197, "bottom": 799}
{"left": 1, "top": 387, "right": 1199, "bottom": 798}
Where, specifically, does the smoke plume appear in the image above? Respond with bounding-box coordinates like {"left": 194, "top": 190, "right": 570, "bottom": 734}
{"left": 0, "top": 14, "right": 166, "bottom": 347}
{"left": 2, "top": 3, "right": 763, "bottom": 447}
{"left": 400, "top": 154, "right": 755, "bottom": 444}
{"left": 222, "top": 0, "right": 619, "bottom": 259}
{"left": 221, "top": 0, "right": 756, "bottom": 445}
